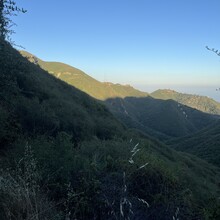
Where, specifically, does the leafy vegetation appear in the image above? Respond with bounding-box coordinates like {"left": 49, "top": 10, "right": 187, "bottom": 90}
{"left": 1, "top": 39, "right": 220, "bottom": 219}
{"left": 167, "top": 120, "right": 220, "bottom": 167}
{"left": 0, "top": 0, "right": 26, "bottom": 42}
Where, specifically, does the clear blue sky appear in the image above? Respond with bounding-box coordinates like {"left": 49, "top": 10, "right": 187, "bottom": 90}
{"left": 13, "top": 0, "right": 220, "bottom": 99}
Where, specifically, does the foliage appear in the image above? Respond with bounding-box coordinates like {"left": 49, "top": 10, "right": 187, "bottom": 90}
{"left": 168, "top": 120, "right": 220, "bottom": 167}
{"left": 0, "top": 144, "right": 61, "bottom": 220}
{"left": 0, "top": 39, "right": 124, "bottom": 151}
{"left": 0, "top": 0, "right": 26, "bottom": 42}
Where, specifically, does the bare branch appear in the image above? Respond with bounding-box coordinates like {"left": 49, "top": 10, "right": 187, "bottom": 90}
{"left": 206, "top": 46, "right": 220, "bottom": 56}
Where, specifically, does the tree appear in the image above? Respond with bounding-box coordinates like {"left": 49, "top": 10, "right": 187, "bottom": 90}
{"left": 0, "top": 0, "right": 26, "bottom": 42}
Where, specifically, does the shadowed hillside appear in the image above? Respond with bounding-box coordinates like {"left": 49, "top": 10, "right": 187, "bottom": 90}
{"left": 0, "top": 41, "right": 220, "bottom": 219}
{"left": 20, "top": 51, "right": 220, "bottom": 118}
{"left": 167, "top": 120, "right": 220, "bottom": 167}
{"left": 19, "top": 51, "right": 219, "bottom": 141}
{"left": 105, "top": 96, "right": 218, "bottom": 140}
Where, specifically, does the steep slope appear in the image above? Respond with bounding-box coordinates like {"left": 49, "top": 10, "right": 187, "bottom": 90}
{"left": 0, "top": 51, "right": 125, "bottom": 150}
{"left": 0, "top": 41, "right": 220, "bottom": 219}
{"left": 19, "top": 51, "right": 218, "bottom": 141}
{"left": 151, "top": 89, "right": 220, "bottom": 115}
{"left": 167, "top": 120, "right": 220, "bottom": 167}
{"left": 20, "top": 52, "right": 220, "bottom": 118}
{"left": 20, "top": 51, "right": 149, "bottom": 100}
{"left": 105, "top": 96, "right": 217, "bottom": 140}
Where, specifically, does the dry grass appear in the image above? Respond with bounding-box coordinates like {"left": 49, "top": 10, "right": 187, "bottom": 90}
{"left": 0, "top": 144, "right": 61, "bottom": 220}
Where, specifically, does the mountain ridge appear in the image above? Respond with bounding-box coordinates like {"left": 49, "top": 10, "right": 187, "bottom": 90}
{"left": 20, "top": 50, "right": 220, "bottom": 116}
{"left": 19, "top": 50, "right": 220, "bottom": 140}
{"left": 151, "top": 89, "right": 220, "bottom": 115}
{"left": 19, "top": 50, "right": 149, "bottom": 100}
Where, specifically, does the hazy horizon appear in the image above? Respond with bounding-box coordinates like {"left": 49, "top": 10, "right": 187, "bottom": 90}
{"left": 18, "top": 48, "right": 220, "bottom": 102}
{"left": 135, "top": 84, "right": 220, "bottom": 102}
{"left": 13, "top": 0, "right": 220, "bottom": 95}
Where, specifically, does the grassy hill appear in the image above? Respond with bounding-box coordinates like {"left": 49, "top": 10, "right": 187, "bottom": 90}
{"left": 151, "top": 89, "right": 220, "bottom": 115}
{"left": 167, "top": 120, "right": 220, "bottom": 167}
{"left": 0, "top": 41, "right": 220, "bottom": 219}
{"left": 20, "top": 51, "right": 149, "bottom": 100}
{"left": 105, "top": 96, "right": 217, "bottom": 140}
{"left": 19, "top": 53, "right": 220, "bottom": 118}
{"left": 19, "top": 51, "right": 219, "bottom": 141}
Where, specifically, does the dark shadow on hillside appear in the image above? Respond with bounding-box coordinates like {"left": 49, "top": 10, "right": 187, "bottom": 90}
{"left": 166, "top": 120, "right": 220, "bottom": 167}
{"left": 104, "top": 96, "right": 219, "bottom": 141}
{"left": 0, "top": 40, "right": 125, "bottom": 150}
{"left": 14, "top": 45, "right": 219, "bottom": 143}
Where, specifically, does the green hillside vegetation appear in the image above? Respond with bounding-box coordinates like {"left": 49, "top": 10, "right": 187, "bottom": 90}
{"left": 167, "top": 120, "right": 220, "bottom": 167}
{"left": 19, "top": 52, "right": 220, "bottom": 117}
{"left": 0, "top": 40, "right": 220, "bottom": 219}
{"left": 19, "top": 51, "right": 219, "bottom": 141}
{"left": 20, "top": 51, "right": 149, "bottom": 100}
{"left": 105, "top": 96, "right": 217, "bottom": 140}
{"left": 151, "top": 89, "right": 220, "bottom": 115}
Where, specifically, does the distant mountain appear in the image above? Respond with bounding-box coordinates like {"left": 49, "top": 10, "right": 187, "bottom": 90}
{"left": 105, "top": 96, "right": 217, "bottom": 140}
{"left": 151, "top": 89, "right": 220, "bottom": 115}
{"left": 20, "top": 51, "right": 149, "bottom": 100}
{"left": 167, "top": 120, "right": 220, "bottom": 167}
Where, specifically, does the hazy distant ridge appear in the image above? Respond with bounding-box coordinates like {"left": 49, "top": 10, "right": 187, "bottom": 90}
{"left": 151, "top": 89, "right": 220, "bottom": 115}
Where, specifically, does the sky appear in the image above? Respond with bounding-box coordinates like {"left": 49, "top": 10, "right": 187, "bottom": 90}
{"left": 13, "top": 0, "right": 220, "bottom": 100}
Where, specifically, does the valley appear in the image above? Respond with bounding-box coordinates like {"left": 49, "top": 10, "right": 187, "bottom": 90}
{"left": 1, "top": 1, "right": 220, "bottom": 219}
{"left": 20, "top": 51, "right": 220, "bottom": 141}
{"left": 0, "top": 39, "right": 219, "bottom": 219}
